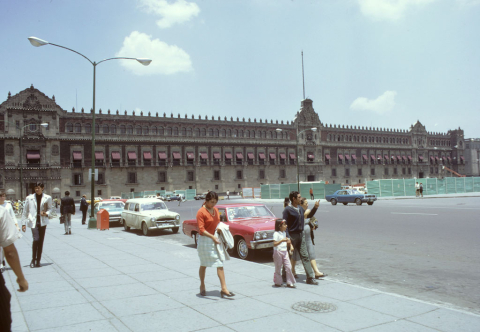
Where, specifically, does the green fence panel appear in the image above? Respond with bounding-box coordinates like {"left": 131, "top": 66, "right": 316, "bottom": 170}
{"left": 143, "top": 190, "right": 156, "bottom": 196}
{"left": 270, "top": 184, "right": 281, "bottom": 199}
{"left": 436, "top": 178, "right": 446, "bottom": 194}
{"left": 379, "top": 180, "right": 394, "bottom": 197}
{"left": 155, "top": 190, "right": 166, "bottom": 197}
{"left": 313, "top": 182, "right": 325, "bottom": 199}
{"left": 404, "top": 179, "right": 416, "bottom": 196}
{"left": 446, "top": 177, "right": 456, "bottom": 193}
{"left": 121, "top": 192, "right": 134, "bottom": 199}
{"left": 465, "top": 177, "right": 474, "bottom": 192}
{"left": 325, "top": 184, "right": 341, "bottom": 196}
{"left": 392, "top": 179, "right": 406, "bottom": 196}
{"left": 185, "top": 189, "right": 196, "bottom": 200}
{"left": 425, "top": 178, "right": 438, "bottom": 196}
{"left": 455, "top": 178, "right": 465, "bottom": 193}
{"left": 366, "top": 181, "right": 380, "bottom": 196}
{"left": 133, "top": 191, "right": 144, "bottom": 198}
{"left": 279, "top": 184, "right": 291, "bottom": 200}
{"left": 261, "top": 185, "right": 271, "bottom": 199}
{"left": 474, "top": 178, "right": 480, "bottom": 192}
{"left": 299, "top": 183, "right": 311, "bottom": 199}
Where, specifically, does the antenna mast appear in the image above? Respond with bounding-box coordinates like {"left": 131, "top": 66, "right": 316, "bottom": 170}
{"left": 301, "top": 51, "right": 305, "bottom": 100}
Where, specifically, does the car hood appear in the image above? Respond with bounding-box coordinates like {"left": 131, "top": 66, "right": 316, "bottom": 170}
{"left": 230, "top": 217, "right": 276, "bottom": 231}
{"left": 140, "top": 210, "right": 179, "bottom": 218}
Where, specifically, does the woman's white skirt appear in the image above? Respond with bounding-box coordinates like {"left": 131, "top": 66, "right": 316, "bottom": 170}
{"left": 197, "top": 235, "right": 223, "bottom": 268}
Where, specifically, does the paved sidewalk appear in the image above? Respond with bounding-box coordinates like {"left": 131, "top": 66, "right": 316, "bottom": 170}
{"left": 4, "top": 221, "right": 480, "bottom": 332}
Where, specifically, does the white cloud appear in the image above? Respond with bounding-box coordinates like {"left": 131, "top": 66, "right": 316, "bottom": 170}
{"left": 350, "top": 91, "right": 397, "bottom": 114}
{"left": 139, "top": 0, "right": 200, "bottom": 29}
{"left": 358, "top": 0, "right": 436, "bottom": 21}
{"left": 116, "top": 31, "right": 193, "bottom": 75}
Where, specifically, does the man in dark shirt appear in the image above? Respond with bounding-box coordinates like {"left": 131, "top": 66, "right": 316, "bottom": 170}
{"left": 282, "top": 191, "right": 318, "bottom": 285}
{"left": 80, "top": 195, "right": 88, "bottom": 225}
{"left": 60, "top": 191, "right": 76, "bottom": 235}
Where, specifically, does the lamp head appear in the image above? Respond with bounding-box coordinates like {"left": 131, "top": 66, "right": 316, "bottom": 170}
{"left": 136, "top": 58, "right": 152, "bottom": 66}
{"left": 28, "top": 37, "right": 49, "bottom": 47}
{"left": 40, "top": 123, "right": 48, "bottom": 127}
{"left": 311, "top": 128, "right": 317, "bottom": 132}
{"left": 275, "top": 128, "right": 283, "bottom": 132}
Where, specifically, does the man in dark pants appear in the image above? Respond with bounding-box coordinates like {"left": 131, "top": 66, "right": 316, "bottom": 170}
{"left": 282, "top": 191, "right": 318, "bottom": 285}
{"left": 21, "top": 182, "right": 53, "bottom": 268}
{"left": 309, "top": 187, "right": 314, "bottom": 200}
{"left": 60, "top": 191, "right": 76, "bottom": 235}
{"left": 1, "top": 205, "right": 28, "bottom": 332}
{"left": 80, "top": 195, "right": 88, "bottom": 225}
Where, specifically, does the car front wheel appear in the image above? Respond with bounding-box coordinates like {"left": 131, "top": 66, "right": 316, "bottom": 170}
{"left": 343, "top": 202, "right": 348, "bottom": 205}
{"left": 171, "top": 227, "right": 179, "bottom": 234}
{"left": 367, "top": 202, "right": 374, "bottom": 205}
{"left": 235, "top": 238, "right": 252, "bottom": 260}
{"left": 142, "top": 222, "right": 150, "bottom": 236}
{"left": 331, "top": 199, "right": 337, "bottom": 206}
{"left": 355, "top": 198, "right": 362, "bottom": 206}
{"left": 123, "top": 220, "right": 130, "bottom": 231}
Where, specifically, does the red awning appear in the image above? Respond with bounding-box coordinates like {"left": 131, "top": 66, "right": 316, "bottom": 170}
{"left": 325, "top": 154, "right": 331, "bottom": 160}
{"left": 247, "top": 153, "right": 254, "bottom": 160}
{"left": 352, "top": 155, "right": 357, "bottom": 160}
{"left": 391, "top": 155, "right": 395, "bottom": 160}
{"left": 186, "top": 152, "right": 194, "bottom": 160}
{"left": 158, "top": 152, "right": 167, "bottom": 160}
{"left": 213, "top": 152, "right": 220, "bottom": 159}
{"left": 307, "top": 153, "right": 314, "bottom": 159}
{"left": 200, "top": 152, "right": 208, "bottom": 160}
{"left": 408, "top": 155, "right": 412, "bottom": 161}
{"left": 225, "top": 152, "right": 232, "bottom": 159}
{"left": 143, "top": 152, "right": 152, "bottom": 160}
{"left": 430, "top": 156, "right": 434, "bottom": 163}
{"left": 72, "top": 151, "right": 82, "bottom": 161}
{"left": 397, "top": 155, "right": 401, "bottom": 161}
{"left": 377, "top": 154, "right": 382, "bottom": 160}
{"left": 447, "top": 157, "right": 452, "bottom": 162}
{"left": 370, "top": 154, "right": 375, "bottom": 160}
{"left": 384, "top": 155, "right": 389, "bottom": 160}
{"left": 279, "top": 153, "right": 286, "bottom": 159}
{"left": 259, "top": 153, "right": 266, "bottom": 160}
{"left": 111, "top": 152, "right": 121, "bottom": 160}
{"left": 95, "top": 152, "right": 104, "bottom": 160}
{"left": 338, "top": 154, "right": 344, "bottom": 160}
{"left": 172, "top": 152, "right": 181, "bottom": 159}
{"left": 237, "top": 152, "right": 243, "bottom": 159}
{"left": 26, "top": 151, "right": 41, "bottom": 160}
{"left": 289, "top": 153, "right": 296, "bottom": 160}
{"left": 345, "top": 154, "right": 351, "bottom": 160}
{"left": 402, "top": 155, "right": 407, "bottom": 161}
{"left": 460, "top": 156, "right": 465, "bottom": 161}
{"left": 269, "top": 153, "right": 276, "bottom": 160}
{"left": 419, "top": 156, "right": 424, "bottom": 161}
{"left": 362, "top": 154, "right": 367, "bottom": 160}
{"left": 128, "top": 152, "right": 137, "bottom": 160}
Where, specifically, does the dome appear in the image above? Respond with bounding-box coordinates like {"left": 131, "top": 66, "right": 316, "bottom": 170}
{"left": 52, "top": 187, "right": 61, "bottom": 193}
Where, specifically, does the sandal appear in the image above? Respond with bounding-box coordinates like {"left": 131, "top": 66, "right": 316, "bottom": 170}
{"left": 315, "top": 273, "right": 327, "bottom": 279}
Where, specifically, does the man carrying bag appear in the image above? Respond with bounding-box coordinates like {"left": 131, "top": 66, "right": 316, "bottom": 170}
{"left": 60, "top": 191, "right": 75, "bottom": 235}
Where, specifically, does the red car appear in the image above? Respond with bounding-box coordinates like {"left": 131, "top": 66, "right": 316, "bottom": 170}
{"left": 182, "top": 203, "right": 277, "bottom": 260}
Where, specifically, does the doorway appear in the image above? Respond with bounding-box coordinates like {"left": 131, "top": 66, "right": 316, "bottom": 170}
{"left": 419, "top": 172, "right": 424, "bottom": 179}
{"left": 307, "top": 175, "right": 315, "bottom": 182}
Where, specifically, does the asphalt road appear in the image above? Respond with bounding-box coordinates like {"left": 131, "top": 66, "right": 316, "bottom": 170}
{"left": 68, "top": 196, "right": 480, "bottom": 314}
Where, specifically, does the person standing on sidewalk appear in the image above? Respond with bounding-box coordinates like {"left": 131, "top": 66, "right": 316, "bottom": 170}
{"left": 282, "top": 191, "right": 318, "bottom": 285}
{"left": 197, "top": 191, "right": 235, "bottom": 298}
{"left": 21, "top": 182, "right": 53, "bottom": 268}
{"left": 226, "top": 190, "right": 230, "bottom": 200}
{"left": 309, "top": 187, "right": 314, "bottom": 200}
{"left": 1, "top": 205, "right": 29, "bottom": 332}
{"left": 80, "top": 195, "right": 88, "bottom": 225}
{"left": 60, "top": 191, "right": 76, "bottom": 235}
{"left": 420, "top": 183, "right": 424, "bottom": 198}
{"left": 273, "top": 219, "right": 295, "bottom": 288}
{"left": 415, "top": 182, "right": 420, "bottom": 197}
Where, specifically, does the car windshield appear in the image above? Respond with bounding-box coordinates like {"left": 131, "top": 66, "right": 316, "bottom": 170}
{"left": 99, "top": 202, "right": 124, "bottom": 210}
{"left": 227, "top": 206, "right": 274, "bottom": 219}
{"left": 141, "top": 201, "right": 167, "bottom": 211}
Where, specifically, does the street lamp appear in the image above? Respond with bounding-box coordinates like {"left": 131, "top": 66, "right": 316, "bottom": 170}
{"left": 276, "top": 125, "right": 317, "bottom": 192}
{"left": 28, "top": 36, "right": 151, "bottom": 228}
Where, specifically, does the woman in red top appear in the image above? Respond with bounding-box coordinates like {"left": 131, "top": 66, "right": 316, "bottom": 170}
{"left": 197, "top": 191, "right": 234, "bottom": 298}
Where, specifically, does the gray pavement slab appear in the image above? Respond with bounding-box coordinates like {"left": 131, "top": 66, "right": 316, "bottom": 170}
{"left": 4, "top": 219, "right": 480, "bottom": 332}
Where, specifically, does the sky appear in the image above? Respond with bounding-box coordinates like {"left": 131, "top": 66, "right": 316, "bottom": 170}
{"left": 1, "top": 0, "right": 479, "bottom": 137}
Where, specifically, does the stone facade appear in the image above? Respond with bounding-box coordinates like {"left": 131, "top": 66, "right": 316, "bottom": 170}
{"left": 0, "top": 85, "right": 466, "bottom": 200}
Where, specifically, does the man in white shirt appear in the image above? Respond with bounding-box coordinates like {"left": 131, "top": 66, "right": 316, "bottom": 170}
{"left": 0, "top": 190, "right": 20, "bottom": 271}
{"left": 415, "top": 182, "right": 420, "bottom": 197}
{"left": 0, "top": 204, "right": 29, "bottom": 331}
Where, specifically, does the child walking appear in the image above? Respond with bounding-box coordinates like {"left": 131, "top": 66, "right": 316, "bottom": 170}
{"left": 273, "top": 219, "right": 296, "bottom": 288}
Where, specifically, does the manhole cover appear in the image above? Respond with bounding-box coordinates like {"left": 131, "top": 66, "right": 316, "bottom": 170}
{"left": 292, "top": 301, "right": 337, "bottom": 313}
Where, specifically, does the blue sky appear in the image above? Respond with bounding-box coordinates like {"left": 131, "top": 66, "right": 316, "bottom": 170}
{"left": 1, "top": 0, "right": 479, "bottom": 137}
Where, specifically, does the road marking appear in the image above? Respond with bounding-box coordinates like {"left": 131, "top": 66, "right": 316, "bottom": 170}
{"left": 399, "top": 206, "right": 480, "bottom": 210}
{"left": 391, "top": 212, "right": 438, "bottom": 216}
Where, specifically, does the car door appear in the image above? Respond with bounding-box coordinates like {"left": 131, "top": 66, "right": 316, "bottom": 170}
{"left": 127, "top": 202, "right": 136, "bottom": 227}
{"left": 337, "top": 191, "right": 347, "bottom": 203}
{"left": 122, "top": 203, "right": 129, "bottom": 225}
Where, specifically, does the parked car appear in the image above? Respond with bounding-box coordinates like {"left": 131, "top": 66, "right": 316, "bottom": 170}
{"left": 194, "top": 192, "right": 208, "bottom": 200}
{"left": 182, "top": 203, "right": 277, "bottom": 260}
{"left": 121, "top": 198, "right": 181, "bottom": 236}
{"left": 156, "top": 195, "right": 166, "bottom": 201}
{"left": 144, "top": 195, "right": 157, "bottom": 199}
{"left": 167, "top": 194, "right": 184, "bottom": 202}
{"left": 86, "top": 197, "right": 103, "bottom": 204}
{"left": 88, "top": 201, "right": 125, "bottom": 223}
{"left": 325, "top": 190, "right": 377, "bottom": 206}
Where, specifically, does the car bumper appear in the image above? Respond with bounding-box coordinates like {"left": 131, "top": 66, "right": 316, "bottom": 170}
{"left": 250, "top": 239, "right": 274, "bottom": 250}
{"left": 109, "top": 216, "right": 122, "bottom": 222}
{"left": 361, "top": 198, "right": 377, "bottom": 202}
{"left": 150, "top": 220, "right": 180, "bottom": 230}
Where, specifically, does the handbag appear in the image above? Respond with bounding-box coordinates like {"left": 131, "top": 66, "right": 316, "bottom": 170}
{"left": 59, "top": 214, "right": 65, "bottom": 224}
{"left": 309, "top": 216, "right": 318, "bottom": 230}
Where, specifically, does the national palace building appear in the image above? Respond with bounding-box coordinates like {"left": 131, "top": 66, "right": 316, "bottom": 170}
{"left": 0, "top": 85, "right": 466, "bottom": 200}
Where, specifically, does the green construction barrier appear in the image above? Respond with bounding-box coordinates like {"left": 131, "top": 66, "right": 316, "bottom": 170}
{"left": 404, "top": 179, "right": 416, "bottom": 196}
{"left": 366, "top": 181, "right": 380, "bottom": 196}
{"left": 185, "top": 189, "right": 196, "bottom": 200}
{"left": 261, "top": 185, "right": 271, "bottom": 199}
{"left": 474, "top": 178, "right": 480, "bottom": 192}
{"left": 465, "top": 177, "right": 474, "bottom": 192}
{"left": 325, "top": 184, "right": 341, "bottom": 196}
{"left": 456, "top": 178, "right": 465, "bottom": 193}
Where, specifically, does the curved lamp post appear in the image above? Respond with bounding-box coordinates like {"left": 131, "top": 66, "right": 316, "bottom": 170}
{"left": 28, "top": 37, "right": 151, "bottom": 228}
{"left": 276, "top": 126, "right": 317, "bottom": 192}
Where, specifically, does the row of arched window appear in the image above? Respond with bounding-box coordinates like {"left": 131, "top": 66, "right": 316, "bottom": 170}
{"left": 327, "top": 134, "right": 409, "bottom": 145}
{"left": 429, "top": 140, "right": 451, "bottom": 146}
{"left": 65, "top": 123, "right": 290, "bottom": 139}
